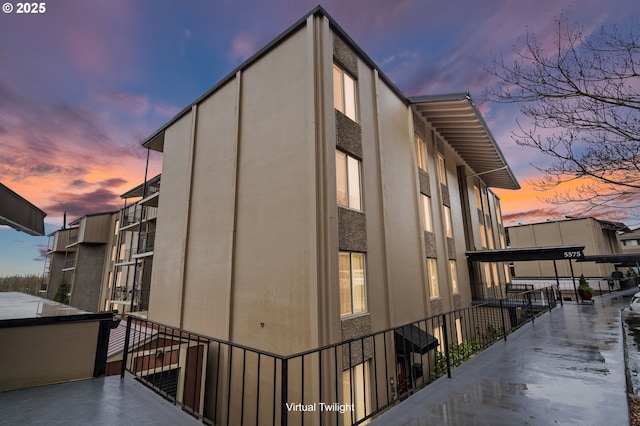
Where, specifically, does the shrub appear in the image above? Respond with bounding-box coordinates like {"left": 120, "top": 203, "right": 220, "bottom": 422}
{"left": 53, "top": 279, "right": 70, "bottom": 305}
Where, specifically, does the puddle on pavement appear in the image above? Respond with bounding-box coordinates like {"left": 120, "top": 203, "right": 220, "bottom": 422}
{"left": 431, "top": 379, "right": 528, "bottom": 421}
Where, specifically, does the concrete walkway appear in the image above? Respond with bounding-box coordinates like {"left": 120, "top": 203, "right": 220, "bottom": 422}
{"left": 371, "top": 288, "right": 637, "bottom": 426}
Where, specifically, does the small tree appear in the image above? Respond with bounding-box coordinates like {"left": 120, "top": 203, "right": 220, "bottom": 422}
{"left": 53, "top": 278, "right": 70, "bottom": 305}
{"left": 486, "top": 17, "right": 640, "bottom": 216}
{"left": 578, "top": 274, "right": 593, "bottom": 294}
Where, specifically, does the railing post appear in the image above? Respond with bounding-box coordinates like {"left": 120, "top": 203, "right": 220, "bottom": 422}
{"left": 281, "top": 358, "right": 288, "bottom": 426}
{"left": 120, "top": 315, "right": 132, "bottom": 378}
{"left": 528, "top": 292, "right": 534, "bottom": 324}
{"left": 442, "top": 314, "right": 451, "bottom": 379}
{"left": 557, "top": 283, "right": 563, "bottom": 306}
{"left": 500, "top": 299, "right": 507, "bottom": 342}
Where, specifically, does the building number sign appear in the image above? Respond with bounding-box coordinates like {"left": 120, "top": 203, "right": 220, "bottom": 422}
{"left": 563, "top": 251, "right": 583, "bottom": 258}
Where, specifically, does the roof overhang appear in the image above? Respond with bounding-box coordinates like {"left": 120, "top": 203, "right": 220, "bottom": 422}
{"left": 577, "top": 253, "right": 640, "bottom": 266}
{"left": 410, "top": 93, "right": 520, "bottom": 190}
{"left": 0, "top": 183, "right": 46, "bottom": 236}
{"left": 466, "top": 245, "right": 585, "bottom": 262}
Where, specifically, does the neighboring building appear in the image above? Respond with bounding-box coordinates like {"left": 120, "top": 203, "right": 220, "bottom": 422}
{"left": 44, "top": 176, "right": 159, "bottom": 314}
{"left": 44, "top": 212, "right": 115, "bottom": 312}
{"left": 620, "top": 228, "right": 640, "bottom": 255}
{"left": 102, "top": 175, "right": 160, "bottom": 314}
{"left": 141, "top": 8, "right": 518, "bottom": 360}
{"left": 507, "top": 217, "right": 629, "bottom": 280}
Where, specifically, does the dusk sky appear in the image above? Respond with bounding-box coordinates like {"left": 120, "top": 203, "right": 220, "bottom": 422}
{"left": 1, "top": 0, "right": 638, "bottom": 276}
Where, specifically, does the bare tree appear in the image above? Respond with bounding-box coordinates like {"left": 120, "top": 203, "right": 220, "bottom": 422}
{"left": 486, "top": 18, "right": 640, "bottom": 214}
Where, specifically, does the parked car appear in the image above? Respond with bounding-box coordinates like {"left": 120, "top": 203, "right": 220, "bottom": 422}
{"left": 630, "top": 292, "right": 640, "bottom": 312}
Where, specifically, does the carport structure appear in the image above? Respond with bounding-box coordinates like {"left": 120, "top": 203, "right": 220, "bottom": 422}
{"left": 466, "top": 245, "right": 586, "bottom": 302}
{"left": 0, "top": 183, "right": 46, "bottom": 236}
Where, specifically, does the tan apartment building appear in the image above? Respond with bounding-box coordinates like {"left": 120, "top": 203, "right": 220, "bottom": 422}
{"left": 141, "top": 8, "right": 518, "bottom": 359}
{"left": 101, "top": 175, "right": 160, "bottom": 314}
{"left": 507, "top": 217, "right": 629, "bottom": 280}
{"left": 620, "top": 228, "right": 640, "bottom": 255}
{"left": 44, "top": 177, "right": 159, "bottom": 314}
{"left": 44, "top": 212, "right": 114, "bottom": 312}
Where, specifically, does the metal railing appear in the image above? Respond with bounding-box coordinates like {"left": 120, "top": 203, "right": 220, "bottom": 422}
{"left": 119, "top": 286, "right": 558, "bottom": 426}
{"left": 138, "top": 231, "right": 155, "bottom": 253}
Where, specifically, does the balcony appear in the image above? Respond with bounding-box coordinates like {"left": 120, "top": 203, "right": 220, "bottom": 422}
{"left": 0, "top": 292, "right": 200, "bottom": 425}
{"left": 136, "top": 231, "right": 155, "bottom": 255}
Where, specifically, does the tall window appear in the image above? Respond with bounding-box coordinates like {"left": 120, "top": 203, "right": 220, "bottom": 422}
{"left": 455, "top": 318, "right": 463, "bottom": 344}
{"left": 339, "top": 252, "right": 366, "bottom": 316}
{"left": 479, "top": 222, "right": 487, "bottom": 249}
{"left": 474, "top": 186, "right": 482, "bottom": 211}
{"left": 491, "top": 263, "right": 499, "bottom": 286}
{"left": 333, "top": 64, "right": 357, "bottom": 121}
{"left": 495, "top": 200, "right": 503, "bottom": 225}
{"left": 336, "top": 150, "right": 361, "bottom": 211}
{"left": 484, "top": 263, "right": 492, "bottom": 288}
{"left": 427, "top": 258, "right": 439, "bottom": 298}
{"left": 415, "top": 136, "right": 427, "bottom": 171}
{"left": 342, "top": 361, "right": 370, "bottom": 425}
{"left": 437, "top": 155, "right": 447, "bottom": 185}
{"left": 421, "top": 194, "right": 433, "bottom": 232}
{"left": 487, "top": 226, "right": 495, "bottom": 249}
{"left": 449, "top": 260, "right": 459, "bottom": 293}
{"left": 503, "top": 263, "right": 511, "bottom": 283}
{"left": 433, "top": 326, "right": 443, "bottom": 349}
{"left": 443, "top": 205, "right": 453, "bottom": 238}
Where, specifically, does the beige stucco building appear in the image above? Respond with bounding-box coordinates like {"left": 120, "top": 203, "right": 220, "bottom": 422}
{"left": 620, "top": 228, "right": 640, "bottom": 255}
{"left": 141, "top": 8, "right": 518, "bottom": 359}
{"left": 507, "top": 217, "right": 628, "bottom": 279}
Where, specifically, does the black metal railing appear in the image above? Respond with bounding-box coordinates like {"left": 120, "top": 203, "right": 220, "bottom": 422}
{"left": 118, "top": 286, "right": 558, "bottom": 426}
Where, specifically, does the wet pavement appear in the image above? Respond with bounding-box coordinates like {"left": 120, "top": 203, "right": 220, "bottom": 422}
{"left": 0, "top": 376, "right": 201, "bottom": 425}
{"left": 623, "top": 302, "right": 640, "bottom": 395}
{"left": 370, "top": 288, "right": 639, "bottom": 426}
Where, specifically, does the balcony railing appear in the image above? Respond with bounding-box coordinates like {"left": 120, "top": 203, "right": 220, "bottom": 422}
{"left": 138, "top": 231, "right": 155, "bottom": 254}
{"left": 120, "top": 286, "right": 558, "bottom": 426}
{"left": 63, "top": 257, "right": 76, "bottom": 269}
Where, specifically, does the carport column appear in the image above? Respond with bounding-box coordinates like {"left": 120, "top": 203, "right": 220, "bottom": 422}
{"left": 569, "top": 260, "right": 579, "bottom": 302}
{"left": 553, "top": 260, "right": 563, "bottom": 306}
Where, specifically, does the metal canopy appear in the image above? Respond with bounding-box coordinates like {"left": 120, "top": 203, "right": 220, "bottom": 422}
{"left": 394, "top": 324, "right": 439, "bottom": 356}
{"left": 578, "top": 253, "right": 640, "bottom": 266}
{"left": 466, "top": 245, "right": 586, "bottom": 262}
{"left": 0, "top": 183, "right": 46, "bottom": 236}
{"left": 410, "top": 93, "right": 520, "bottom": 190}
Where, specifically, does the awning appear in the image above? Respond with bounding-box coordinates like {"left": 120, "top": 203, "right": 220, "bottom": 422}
{"left": 466, "top": 245, "right": 585, "bottom": 262}
{"left": 394, "top": 324, "right": 438, "bottom": 356}
{"left": 578, "top": 253, "right": 640, "bottom": 267}
{"left": 0, "top": 182, "right": 46, "bottom": 236}
{"left": 409, "top": 93, "right": 520, "bottom": 190}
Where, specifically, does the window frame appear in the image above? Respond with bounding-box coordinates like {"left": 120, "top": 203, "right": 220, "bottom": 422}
{"left": 333, "top": 63, "right": 358, "bottom": 122}
{"left": 427, "top": 258, "right": 439, "bottom": 299}
{"left": 443, "top": 205, "right": 453, "bottom": 238}
{"left": 421, "top": 194, "right": 433, "bottom": 232}
{"left": 415, "top": 136, "right": 427, "bottom": 171}
{"left": 336, "top": 150, "right": 362, "bottom": 211}
{"left": 449, "top": 260, "right": 459, "bottom": 294}
{"left": 437, "top": 154, "right": 447, "bottom": 185}
{"left": 339, "top": 251, "right": 367, "bottom": 317}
